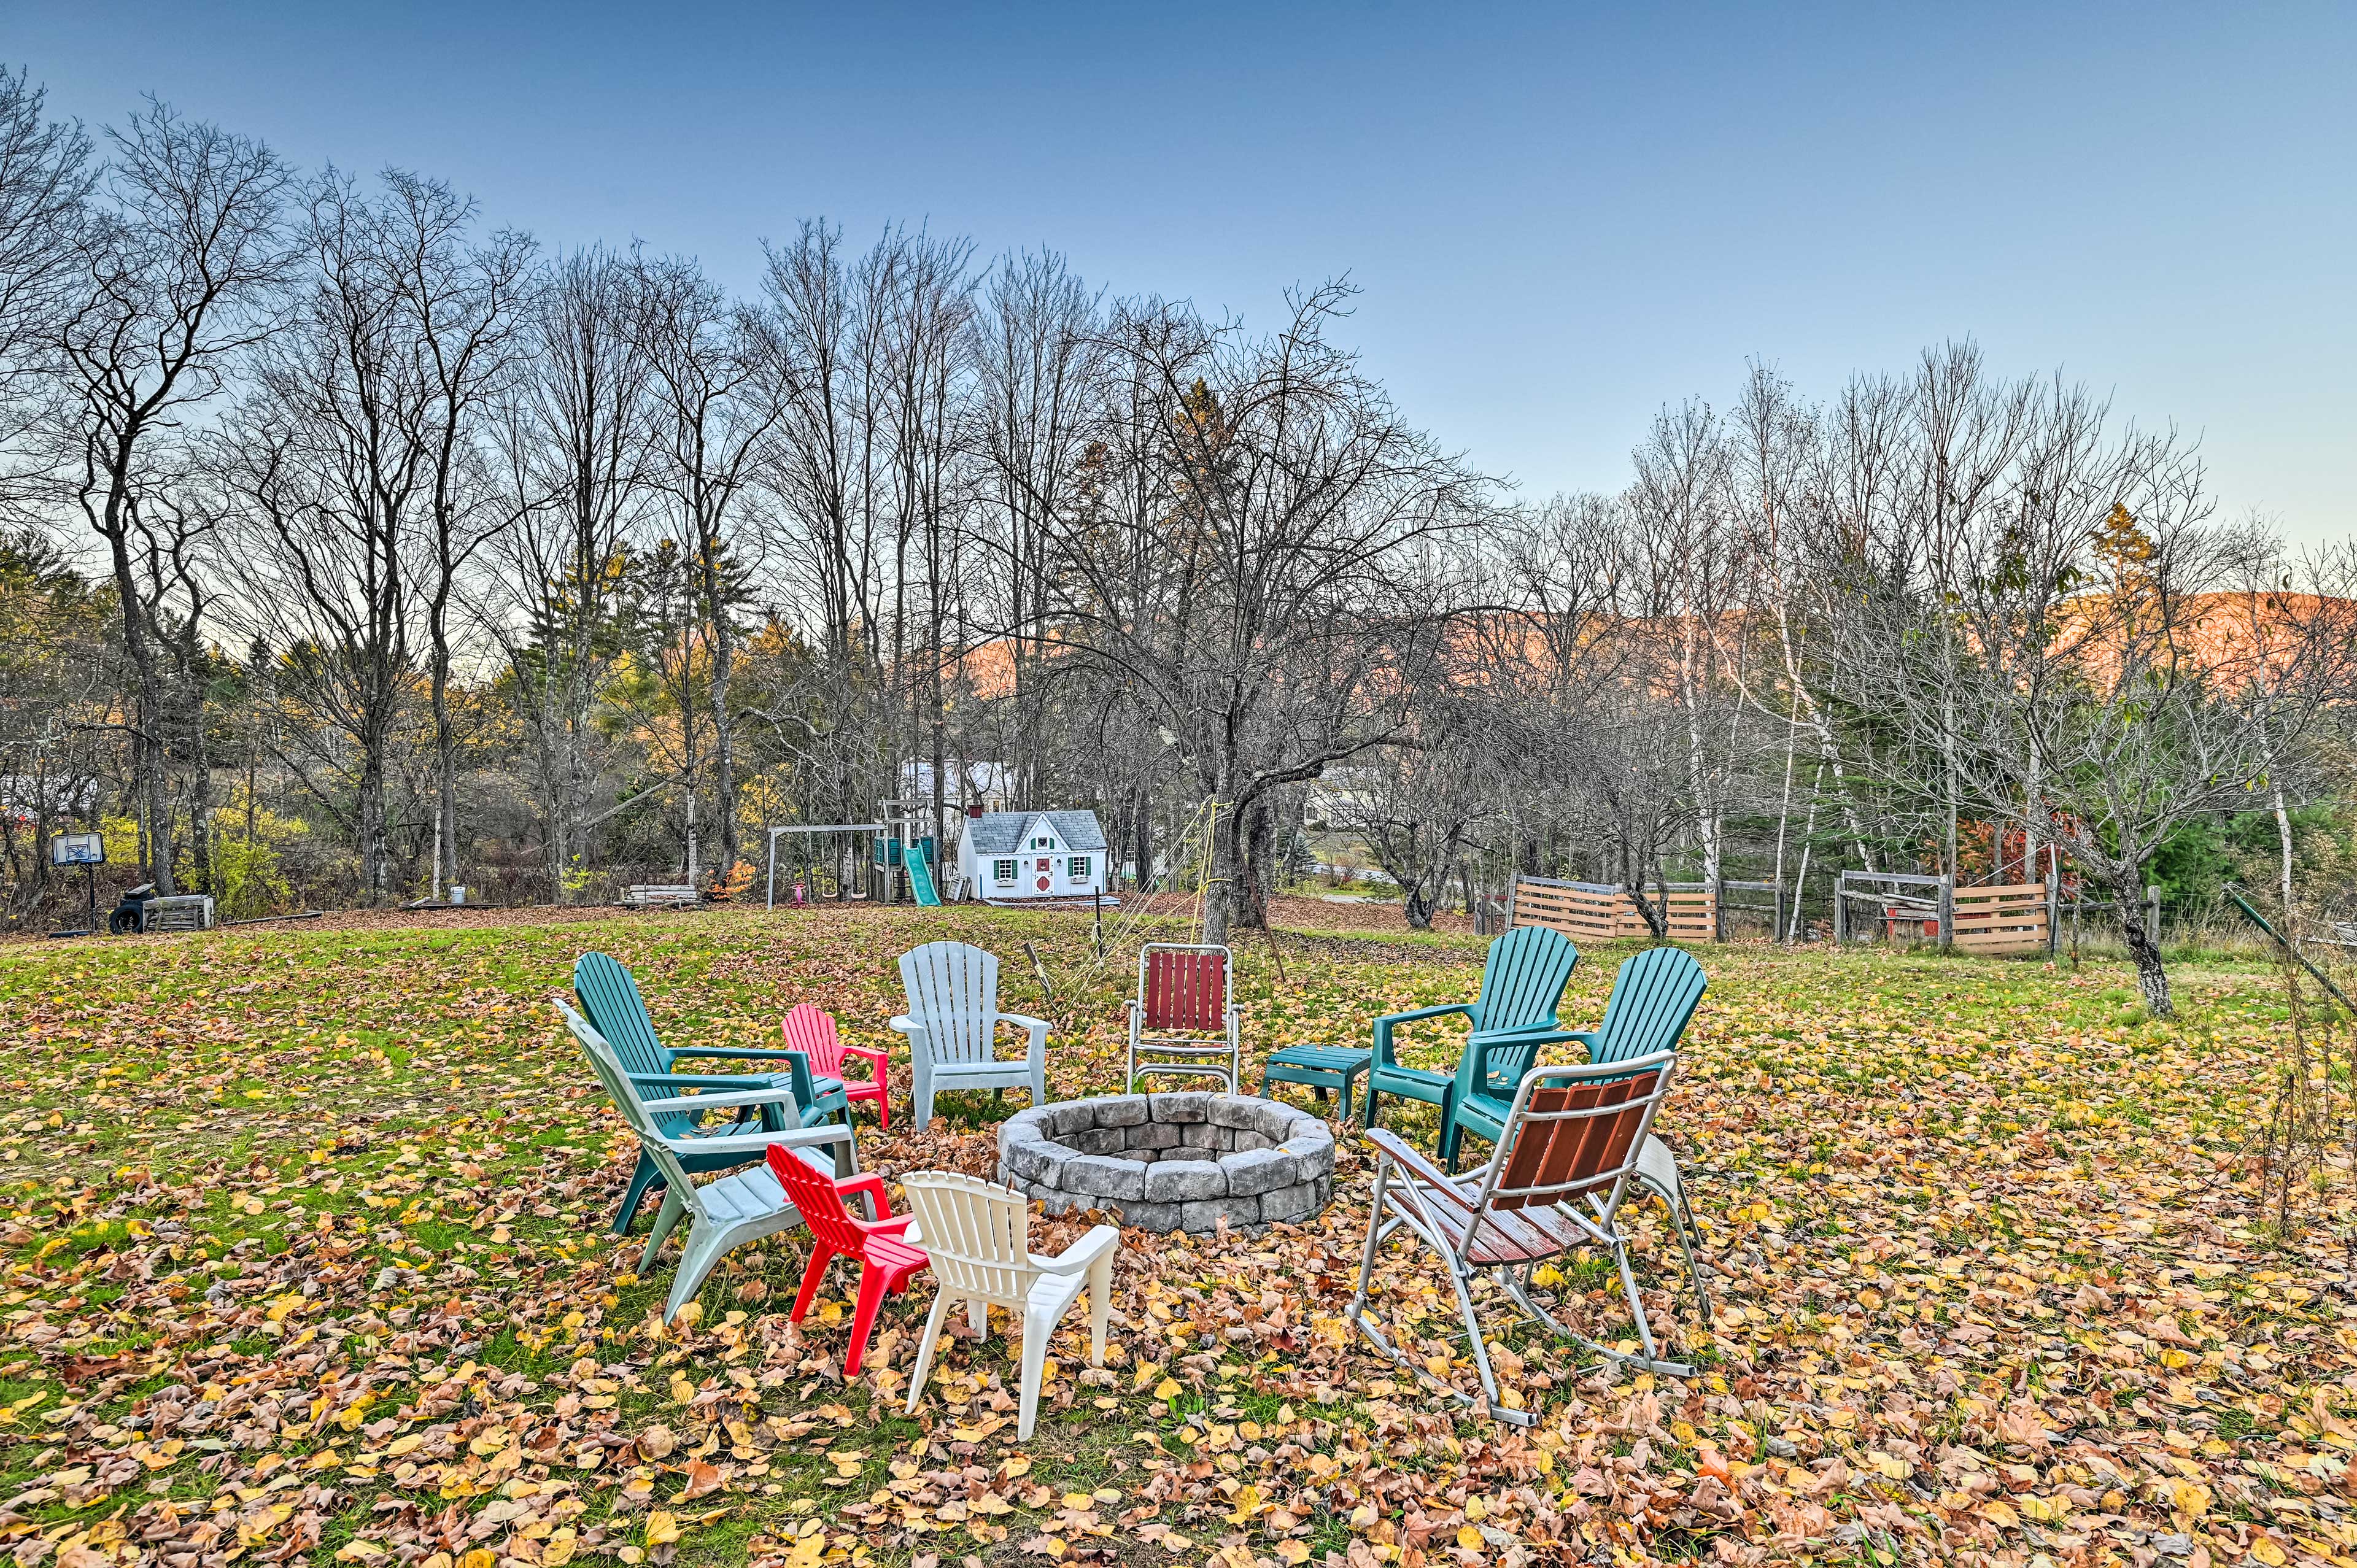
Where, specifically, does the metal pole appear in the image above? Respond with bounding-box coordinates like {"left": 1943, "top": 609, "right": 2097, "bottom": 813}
{"left": 766, "top": 825, "right": 778, "bottom": 911}
{"left": 1833, "top": 874, "right": 1848, "bottom": 944}
{"left": 1937, "top": 874, "right": 1954, "bottom": 952}
{"left": 2045, "top": 855, "right": 2060, "bottom": 959}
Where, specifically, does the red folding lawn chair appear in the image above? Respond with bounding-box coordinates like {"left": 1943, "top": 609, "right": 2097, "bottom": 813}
{"left": 1124, "top": 942, "right": 1240, "bottom": 1092}
{"left": 1346, "top": 1049, "right": 1693, "bottom": 1424}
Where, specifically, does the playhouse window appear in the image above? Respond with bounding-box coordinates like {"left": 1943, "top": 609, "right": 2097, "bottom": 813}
{"left": 1031, "top": 835, "right": 1052, "bottom": 849}
{"left": 993, "top": 859, "right": 1016, "bottom": 882}
{"left": 1067, "top": 856, "right": 1091, "bottom": 880}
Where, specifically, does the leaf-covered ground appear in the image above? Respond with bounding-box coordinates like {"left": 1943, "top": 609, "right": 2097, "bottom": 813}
{"left": 0, "top": 904, "right": 2339, "bottom": 1568}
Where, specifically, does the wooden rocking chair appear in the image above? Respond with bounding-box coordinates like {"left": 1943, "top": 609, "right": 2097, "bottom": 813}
{"left": 1347, "top": 1050, "right": 1692, "bottom": 1425}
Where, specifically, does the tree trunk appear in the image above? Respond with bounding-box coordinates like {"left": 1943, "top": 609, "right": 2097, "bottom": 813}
{"left": 2115, "top": 876, "right": 2172, "bottom": 1018}
{"left": 431, "top": 621, "right": 457, "bottom": 898}
{"left": 2274, "top": 784, "right": 2295, "bottom": 914}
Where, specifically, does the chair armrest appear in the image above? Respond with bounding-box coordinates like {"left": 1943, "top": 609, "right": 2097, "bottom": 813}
{"left": 1376, "top": 1002, "right": 1474, "bottom": 1027}
{"left": 889, "top": 1014, "right": 920, "bottom": 1035}
{"left": 1031, "top": 1224, "right": 1121, "bottom": 1275}
{"left": 837, "top": 1043, "right": 889, "bottom": 1076}
{"left": 637, "top": 1085, "right": 807, "bottom": 1116}
{"left": 1461, "top": 1026, "right": 1582, "bottom": 1083}
{"left": 668, "top": 1122, "right": 854, "bottom": 1156}
{"left": 1371, "top": 1002, "right": 1472, "bottom": 1067}
{"left": 666, "top": 1126, "right": 854, "bottom": 1158}
{"left": 626, "top": 1071, "right": 778, "bottom": 1091}
{"left": 1363, "top": 1128, "right": 1482, "bottom": 1211}
{"left": 669, "top": 1045, "right": 795, "bottom": 1062}
{"left": 999, "top": 1012, "right": 1051, "bottom": 1033}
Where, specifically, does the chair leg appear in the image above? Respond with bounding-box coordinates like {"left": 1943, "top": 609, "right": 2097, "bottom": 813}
{"left": 1661, "top": 1189, "right": 1712, "bottom": 1325}
{"left": 665, "top": 1226, "right": 722, "bottom": 1325}
{"left": 845, "top": 1263, "right": 890, "bottom": 1377}
{"left": 1087, "top": 1252, "right": 1112, "bottom": 1365}
{"left": 790, "top": 1243, "right": 838, "bottom": 1324}
{"left": 967, "top": 1297, "right": 988, "bottom": 1338}
{"left": 1016, "top": 1304, "right": 1050, "bottom": 1442}
{"left": 640, "top": 1186, "right": 687, "bottom": 1273}
{"left": 905, "top": 1286, "right": 953, "bottom": 1415}
{"left": 613, "top": 1156, "right": 663, "bottom": 1235}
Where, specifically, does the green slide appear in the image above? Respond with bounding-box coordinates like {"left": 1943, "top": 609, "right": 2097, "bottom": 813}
{"left": 904, "top": 851, "right": 942, "bottom": 906}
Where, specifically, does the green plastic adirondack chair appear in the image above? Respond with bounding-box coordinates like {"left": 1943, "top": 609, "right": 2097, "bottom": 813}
{"left": 1439, "top": 945, "right": 1709, "bottom": 1169}
{"left": 1362, "top": 925, "right": 1579, "bottom": 1147}
{"left": 574, "top": 951, "right": 849, "bottom": 1230}
{"left": 555, "top": 997, "right": 862, "bottom": 1323}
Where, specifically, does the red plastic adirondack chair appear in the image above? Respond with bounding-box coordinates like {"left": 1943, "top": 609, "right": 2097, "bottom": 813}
{"left": 1124, "top": 943, "right": 1240, "bottom": 1091}
{"left": 1347, "top": 1051, "right": 1692, "bottom": 1424}
{"left": 783, "top": 1002, "right": 892, "bottom": 1129}
{"left": 763, "top": 1145, "right": 927, "bottom": 1376}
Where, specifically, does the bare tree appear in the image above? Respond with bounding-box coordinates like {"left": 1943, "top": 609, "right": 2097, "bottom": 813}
{"left": 0, "top": 66, "right": 94, "bottom": 501}
{"left": 381, "top": 170, "right": 533, "bottom": 899}
{"left": 630, "top": 252, "right": 780, "bottom": 876}
{"left": 50, "top": 100, "right": 293, "bottom": 893}
{"left": 214, "top": 169, "right": 439, "bottom": 903}
{"left": 485, "top": 247, "right": 652, "bottom": 899}
{"left": 1039, "top": 285, "right": 1488, "bottom": 943}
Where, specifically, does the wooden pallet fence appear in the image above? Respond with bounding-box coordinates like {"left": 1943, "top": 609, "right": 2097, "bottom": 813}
{"left": 1949, "top": 881, "right": 2049, "bottom": 955}
{"left": 1509, "top": 876, "right": 1718, "bottom": 943}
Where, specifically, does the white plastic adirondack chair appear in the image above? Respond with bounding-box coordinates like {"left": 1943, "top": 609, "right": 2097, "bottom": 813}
{"left": 891, "top": 943, "right": 1049, "bottom": 1132}
{"left": 897, "top": 1170, "right": 1118, "bottom": 1441}
{"left": 555, "top": 998, "right": 862, "bottom": 1324}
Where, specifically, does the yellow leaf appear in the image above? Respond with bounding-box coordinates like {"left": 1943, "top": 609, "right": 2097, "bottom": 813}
{"left": 1277, "top": 1543, "right": 1310, "bottom": 1565}
{"left": 1062, "top": 1493, "right": 1094, "bottom": 1510}
{"left": 2170, "top": 1480, "right": 2212, "bottom": 1519}
{"left": 459, "top": 1552, "right": 497, "bottom": 1568}
{"left": 1980, "top": 1500, "right": 2019, "bottom": 1529}
{"left": 1457, "top": 1526, "right": 1485, "bottom": 1551}
{"left": 1154, "top": 1379, "right": 1180, "bottom": 1400}
{"left": 2250, "top": 1537, "right": 2288, "bottom": 1567}
{"left": 645, "top": 1510, "right": 683, "bottom": 1547}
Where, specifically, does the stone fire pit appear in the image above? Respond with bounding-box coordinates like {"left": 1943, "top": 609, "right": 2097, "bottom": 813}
{"left": 996, "top": 1092, "right": 1336, "bottom": 1234}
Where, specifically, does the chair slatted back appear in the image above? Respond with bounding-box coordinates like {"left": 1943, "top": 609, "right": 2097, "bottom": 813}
{"left": 575, "top": 952, "right": 672, "bottom": 1078}
{"left": 1585, "top": 948, "right": 1709, "bottom": 1066}
{"left": 1473, "top": 926, "right": 1579, "bottom": 1034}
{"left": 554, "top": 997, "right": 708, "bottom": 1229}
{"left": 1140, "top": 944, "right": 1229, "bottom": 1032}
{"left": 1473, "top": 1052, "right": 1676, "bottom": 1230}
{"left": 898, "top": 943, "right": 1001, "bottom": 1064}
{"left": 765, "top": 1144, "right": 862, "bottom": 1253}
{"left": 898, "top": 1171, "right": 1032, "bottom": 1306}
{"left": 783, "top": 1003, "right": 846, "bottom": 1078}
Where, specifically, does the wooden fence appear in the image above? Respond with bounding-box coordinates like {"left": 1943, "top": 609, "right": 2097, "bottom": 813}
{"left": 1509, "top": 877, "right": 1718, "bottom": 943}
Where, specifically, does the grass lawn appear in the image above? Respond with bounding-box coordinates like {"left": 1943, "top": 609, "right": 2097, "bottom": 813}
{"left": 0, "top": 902, "right": 2340, "bottom": 1568}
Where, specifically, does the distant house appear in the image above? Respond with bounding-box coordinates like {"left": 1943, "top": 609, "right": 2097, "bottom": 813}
{"left": 956, "top": 810, "right": 1109, "bottom": 901}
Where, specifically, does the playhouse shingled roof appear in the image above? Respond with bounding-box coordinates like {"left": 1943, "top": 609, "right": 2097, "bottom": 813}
{"left": 966, "top": 810, "right": 1107, "bottom": 856}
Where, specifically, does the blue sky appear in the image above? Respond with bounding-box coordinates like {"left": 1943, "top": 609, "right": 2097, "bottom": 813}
{"left": 12, "top": 2, "right": 2353, "bottom": 536}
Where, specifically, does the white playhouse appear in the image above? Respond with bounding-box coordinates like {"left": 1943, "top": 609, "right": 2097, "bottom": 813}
{"left": 956, "top": 809, "right": 1109, "bottom": 902}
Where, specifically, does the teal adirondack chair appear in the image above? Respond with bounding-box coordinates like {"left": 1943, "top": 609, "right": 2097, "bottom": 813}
{"left": 1362, "top": 925, "right": 1579, "bottom": 1148}
{"left": 1439, "top": 945, "right": 1709, "bottom": 1170}
{"left": 574, "top": 952, "right": 850, "bottom": 1231}
{"left": 555, "top": 997, "right": 866, "bottom": 1323}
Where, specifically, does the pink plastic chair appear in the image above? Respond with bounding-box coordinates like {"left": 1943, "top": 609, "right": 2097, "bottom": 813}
{"left": 764, "top": 1145, "right": 927, "bottom": 1376}
{"left": 783, "top": 1002, "right": 891, "bottom": 1129}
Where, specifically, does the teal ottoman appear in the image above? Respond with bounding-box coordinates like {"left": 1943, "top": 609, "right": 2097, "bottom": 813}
{"left": 1259, "top": 1045, "right": 1374, "bottom": 1123}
